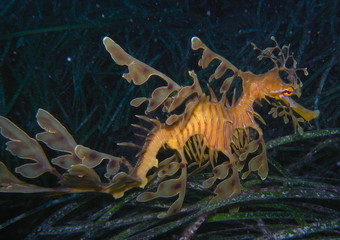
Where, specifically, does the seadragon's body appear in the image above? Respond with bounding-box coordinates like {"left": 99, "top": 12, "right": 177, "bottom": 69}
{"left": 0, "top": 36, "right": 319, "bottom": 217}
{"left": 127, "top": 86, "right": 263, "bottom": 186}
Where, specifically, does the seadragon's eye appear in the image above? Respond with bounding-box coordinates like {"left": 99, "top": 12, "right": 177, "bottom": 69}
{"left": 282, "top": 87, "right": 294, "bottom": 96}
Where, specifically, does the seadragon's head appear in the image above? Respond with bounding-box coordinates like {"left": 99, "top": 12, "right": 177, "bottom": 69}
{"left": 246, "top": 37, "right": 319, "bottom": 132}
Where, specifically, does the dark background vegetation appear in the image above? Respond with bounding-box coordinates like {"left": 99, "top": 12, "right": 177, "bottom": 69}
{"left": 0, "top": 0, "right": 339, "bottom": 239}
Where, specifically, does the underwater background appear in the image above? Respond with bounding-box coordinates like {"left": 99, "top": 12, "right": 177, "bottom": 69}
{"left": 0, "top": 0, "right": 339, "bottom": 239}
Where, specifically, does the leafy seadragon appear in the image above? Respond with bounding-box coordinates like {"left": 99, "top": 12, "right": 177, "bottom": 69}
{"left": 0, "top": 36, "right": 319, "bottom": 217}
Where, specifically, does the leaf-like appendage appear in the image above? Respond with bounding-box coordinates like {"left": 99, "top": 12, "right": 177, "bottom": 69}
{"left": 75, "top": 145, "right": 116, "bottom": 168}
{"left": 103, "top": 37, "right": 181, "bottom": 113}
{"left": 59, "top": 164, "right": 102, "bottom": 190}
{"left": 103, "top": 37, "right": 207, "bottom": 124}
{"left": 104, "top": 172, "right": 142, "bottom": 198}
{"left": 35, "top": 109, "right": 81, "bottom": 169}
{"left": 167, "top": 71, "right": 203, "bottom": 112}
{"left": 155, "top": 155, "right": 179, "bottom": 179}
{"left": 239, "top": 140, "right": 260, "bottom": 161}
{"left": 75, "top": 145, "right": 127, "bottom": 179}
{"left": 0, "top": 116, "right": 55, "bottom": 178}
{"left": 158, "top": 162, "right": 180, "bottom": 178}
{"left": 130, "top": 97, "right": 148, "bottom": 108}
{"left": 210, "top": 165, "right": 241, "bottom": 204}
{"left": 191, "top": 37, "right": 239, "bottom": 94}
{"left": 0, "top": 161, "right": 54, "bottom": 193}
{"left": 251, "top": 36, "right": 307, "bottom": 90}
{"left": 164, "top": 74, "right": 203, "bottom": 127}
{"left": 104, "top": 158, "right": 122, "bottom": 180}
{"left": 268, "top": 100, "right": 317, "bottom": 134}
{"left": 137, "top": 165, "right": 187, "bottom": 218}
{"left": 242, "top": 151, "right": 268, "bottom": 180}
{"left": 202, "top": 162, "right": 232, "bottom": 188}
{"left": 280, "top": 96, "right": 320, "bottom": 122}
